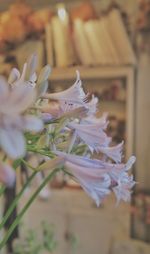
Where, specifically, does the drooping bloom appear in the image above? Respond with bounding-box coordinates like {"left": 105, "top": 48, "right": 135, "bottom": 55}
{"left": 67, "top": 121, "right": 111, "bottom": 150}
{"left": 0, "top": 77, "right": 43, "bottom": 159}
{"left": 54, "top": 151, "right": 136, "bottom": 206}
{"left": 0, "top": 161, "right": 15, "bottom": 187}
{"left": 42, "top": 71, "right": 98, "bottom": 118}
{"left": 44, "top": 71, "right": 85, "bottom": 105}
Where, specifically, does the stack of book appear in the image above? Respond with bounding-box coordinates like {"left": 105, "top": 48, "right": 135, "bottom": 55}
{"left": 46, "top": 8, "right": 136, "bottom": 68}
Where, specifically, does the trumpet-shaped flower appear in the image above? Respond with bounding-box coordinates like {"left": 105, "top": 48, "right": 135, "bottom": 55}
{"left": 54, "top": 151, "right": 136, "bottom": 205}
{"left": 0, "top": 77, "right": 43, "bottom": 159}
{"left": 44, "top": 71, "right": 85, "bottom": 104}
{"left": 82, "top": 113, "right": 108, "bottom": 129}
{"left": 97, "top": 141, "right": 124, "bottom": 163}
{"left": 42, "top": 71, "right": 98, "bottom": 118}
{"left": 68, "top": 121, "right": 111, "bottom": 153}
{"left": 113, "top": 173, "right": 136, "bottom": 203}
{"left": 66, "top": 161, "right": 111, "bottom": 206}
{"left": 0, "top": 161, "right": 15, "bottom": 187}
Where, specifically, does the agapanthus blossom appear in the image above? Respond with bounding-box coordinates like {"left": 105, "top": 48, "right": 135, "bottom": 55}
{"left": 54, "top": 151, "right": 136, "bottom": 206}
{"left": 8, "top": 54, "right": 37, "bottom": 88}
{"left": 67, "top": 121, "right": 112, "bottom": 152}
{"left": 42, "top": 71, "right": 98, "bottom": 118}
{"left": 0, "top": 76, "right": 43, "bottom": 159}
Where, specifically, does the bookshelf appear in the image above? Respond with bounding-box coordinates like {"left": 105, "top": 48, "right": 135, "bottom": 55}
{"left": 49, "top": 65, "right": 136, "bottom": 159}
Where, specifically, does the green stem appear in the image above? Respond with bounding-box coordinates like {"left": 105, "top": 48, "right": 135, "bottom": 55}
{"left": 0, "top": 185, "right": 6, "bottom": 197}
{"left": 0, "top": 168, "right": 59, "bottom": 250}
{"left": 27, "top": 147, "right": 54, "bottom": 158}
{"left": 0, "top": 171, "right": 37, "bottom": 231}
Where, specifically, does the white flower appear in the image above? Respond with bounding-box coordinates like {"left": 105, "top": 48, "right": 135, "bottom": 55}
{"left": 0, "top": 77, "right": 43, "bottom": 159}
{"left": 0, "top": 161, "right": 15, "bottom": 187}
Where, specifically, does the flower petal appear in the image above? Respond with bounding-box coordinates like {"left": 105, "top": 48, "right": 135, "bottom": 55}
{"left": 65, "top": 161, "right": 111, "bottom": 206}
{"left": 98, "top": 141, "right": 124, "bottom": 163}
{"left": 7, "top": 86, "right": 36, "bottom": 114}
{"left": 23, "top": 115, "right": 43, "bottom": 132}
{"left": 0, "top": 128, "right": 26, "bottom": 159}
{"left": 0, "top": 76, "right": 9, "bottom": 101}
{"left": 8, "top": 68, "right": 20, "bottom": 84}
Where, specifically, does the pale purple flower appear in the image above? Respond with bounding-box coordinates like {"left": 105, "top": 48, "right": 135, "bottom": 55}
{"left": 0, "top": 161, "right": 15, "bottom": 187}
{"left": 113, "top": 174, "right": 135, "bottom": 204}
{"left": 67, "top": 121, "right": 111, "bottom": 153}
{"left": 65, "top": 161, "right": 111, "bottom": 206}
{"left": 44, "top": 71, "right": 86, "bottom": 105}
{"left": 0, "top": 77, "right": 43, "bottom": 159}
{"left": 41, "top": 113, "right": 54, "bottom": 123}
{"left": 97, "top": 141, "right": 124, "bottom": 163}
{"left": 8, "top": 54, "right": 37, "bottom": 88}
{"left": 82, "top": 113, "right": 108, "bottom": 129}
{"left": 54, "top": 151, "right": 136, "bottom": 205}
{"left": 42, "top": 71, "right": 98, "bottom": 118}
{"left": 84, "top": 95, "right": 98, "bottom": 116}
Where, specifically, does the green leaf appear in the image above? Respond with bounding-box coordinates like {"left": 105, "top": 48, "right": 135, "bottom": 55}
{"left": 12, "top": 159, "right": 22, "bottom": 169}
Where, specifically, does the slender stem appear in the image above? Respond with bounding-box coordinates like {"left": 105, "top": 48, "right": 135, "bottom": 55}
{"left": 0, "top": 155, "right": 7, "bottom": 196}
{"left": 0, "top": 168, "right": 59, "bottom": 250}
{"left": 27, "top": 147, "right": 54, "bottom": 158}
{"left": 68, "top": 131, "right": 77, "bottom": 153}
{"left": 0, "top": 185, "right": 6, "bottom": 197}
{"left": 0, "top": 171, "right": 37, "bottom": 231}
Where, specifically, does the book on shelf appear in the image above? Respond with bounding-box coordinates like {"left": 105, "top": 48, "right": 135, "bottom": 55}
{"left": 107, "top": 9, "right": 136, "bottom": 65}
{"left": 73, "top": 19, "right": 95, "bottom": 66}
{"left": 51, "top": 16, "right": 76, "bottom": 67}
{"left": 99, "top": 17, "right": 121, "bottom": 65}
{"left": 45, "top": 7, "right": 136, "bottom": 67}
{"left": 84, "top": 20, "right": 107, "bottom": 65}
{"left": 45, "top": 23, "right": 54, "bottom": 67}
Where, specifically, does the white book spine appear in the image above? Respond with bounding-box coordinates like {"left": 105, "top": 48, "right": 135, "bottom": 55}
{"left": 45, "top": 23, "right": 54, "bottom": 67}
{"left": 73, "top": 19, "right": 94, "bottom": 66}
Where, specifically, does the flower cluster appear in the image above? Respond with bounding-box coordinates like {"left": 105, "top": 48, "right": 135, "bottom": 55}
{"left": 0, "top": 54, "right": 136, "bottom": 207}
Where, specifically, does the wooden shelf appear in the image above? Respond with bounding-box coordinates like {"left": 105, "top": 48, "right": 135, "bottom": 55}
{"left": 49, "top": 65, "right": 134, "bottom": 81}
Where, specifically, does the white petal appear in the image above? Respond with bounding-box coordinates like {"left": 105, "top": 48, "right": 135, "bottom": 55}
{"left": 8, "top": 68, "right": 20, "bottom": 84}
{"left": 8, "top": 86, "right": 36, "bottom": 114}
{"left": 26, "top": 53, "right": 38, "bottom": 78}
{"left": 0, "top": 76, "right": 9, "bottom": 101}
{"left": 37, "top": 65, "right": 51, "bottom": 84}
{"left": 98, "top": 141, "right": 124, "bottom": 163}
{"left": 23, "top": 115, "right": 43, "bottom": 132}
{"left": 65, "top": 161, "right": 111, "bottom": 206}
{"left": 0, "top": 128, "right": 26, "bottom": 159}
{"left": 44, "top": 71, "right": 85, "bottom": 102}
{"left": 37, "top": 80, "right": 48, "bottom": 96}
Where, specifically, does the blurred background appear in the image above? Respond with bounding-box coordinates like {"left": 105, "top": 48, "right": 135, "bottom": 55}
{"left": 0, "top": 0, "right": 150, "bottom": 253}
